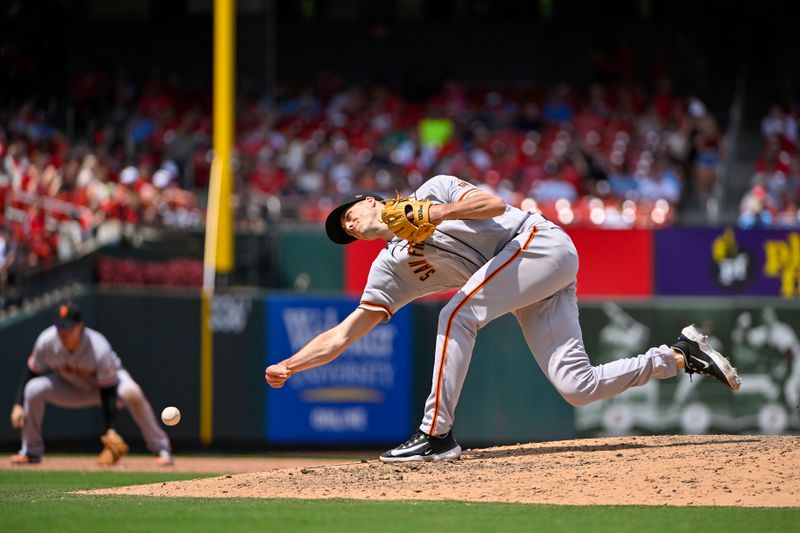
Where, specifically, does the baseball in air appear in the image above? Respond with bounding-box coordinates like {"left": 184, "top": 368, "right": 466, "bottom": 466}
{"left": 161, "top": 406, "right": 181, "bottom": 426}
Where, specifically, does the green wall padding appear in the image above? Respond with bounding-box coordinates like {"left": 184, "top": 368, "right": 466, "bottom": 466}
{"left": 279, "top": 228, "right": 343, "bottom": 291}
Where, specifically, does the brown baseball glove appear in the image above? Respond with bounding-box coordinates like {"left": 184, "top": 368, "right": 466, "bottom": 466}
{"left": 98, "top": 428, "right": 129, "bottom": 465}
{"left": 381, "top": 191, "right": 436, "bottom": 244}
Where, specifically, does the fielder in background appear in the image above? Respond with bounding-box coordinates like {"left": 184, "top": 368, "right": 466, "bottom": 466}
{"left": 265, "top": 175, "right": 742, "bottom": 463}
{"left": 9, "top": 302, "right": 173, "bottom": 466}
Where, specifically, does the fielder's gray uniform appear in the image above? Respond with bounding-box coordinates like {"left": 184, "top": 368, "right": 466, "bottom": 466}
{"left": 18, "top": 326, "right": 171, "bottom": 457}
{"left": 360, "top": 175, "right": 678, "bottom": 436}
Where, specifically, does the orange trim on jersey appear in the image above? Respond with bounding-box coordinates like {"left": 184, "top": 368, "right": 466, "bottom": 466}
{"left": 359, "top": 301, "right": 394, "bottom": 318}
{"left": 429, "top": 226, "right": 538, "bottom": 435}
{"left": 457, "top": 187, "right": 480, "bottom": 202}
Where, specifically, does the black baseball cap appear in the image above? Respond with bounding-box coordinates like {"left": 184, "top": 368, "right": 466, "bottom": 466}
{"left": 54, "top": 301, "right": 83, "bottom": 329}
{"left": 325, "top": 192, "right": 384, "bottom": 245}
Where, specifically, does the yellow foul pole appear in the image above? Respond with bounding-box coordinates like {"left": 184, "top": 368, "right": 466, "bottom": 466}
{"left": 201, "top": 0, "right": 235, "bottom": 446}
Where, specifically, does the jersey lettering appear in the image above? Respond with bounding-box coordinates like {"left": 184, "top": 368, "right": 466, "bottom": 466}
{"left": 52, "top": 363, "right": 95, "bottom": 379}
{"left": 408, "top": 243, "right": 425, "bottom": 257}
{"left": 413, "top": 263, "right": 433, "bottom": 274}
{"left": 420, "top": 269, "right": 436, "bottom": 281}
{"left": 407, "top": 244, "right": 437, "bottom": 282}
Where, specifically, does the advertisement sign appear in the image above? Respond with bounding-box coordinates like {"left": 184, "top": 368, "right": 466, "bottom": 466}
{"left": 655, "top": 227, "right": 800, "bottom": 297}
{"left": 575, "top": 301, "right": 800, "bottom": 436}
{"left": 265, "top": 295, "right": 411, "bottom": 443}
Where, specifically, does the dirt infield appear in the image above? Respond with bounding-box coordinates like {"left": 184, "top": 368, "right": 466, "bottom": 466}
{"left": 1, "top": 454, "right": 359, "bottom": 473}
{"left": 84, "top": 434, "right": 800, "bottom": 507}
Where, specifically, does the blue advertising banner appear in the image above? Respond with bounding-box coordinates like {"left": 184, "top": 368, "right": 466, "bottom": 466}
{"left": 265, "top": 295, "right": 411, "bottom": 444}
{"left": 655, "top": 227, "right": 800, "bottom": 297}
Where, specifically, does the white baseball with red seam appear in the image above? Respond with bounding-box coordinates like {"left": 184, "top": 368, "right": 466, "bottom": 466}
{"left": 161, "top": 406, "right": 181, "bottom": 426}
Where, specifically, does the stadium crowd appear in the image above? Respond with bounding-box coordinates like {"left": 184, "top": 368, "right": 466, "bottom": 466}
{"left": 240, "top": 74, "right": 709, "bottom": 228}
{"left": 738, "top": 103, "right": 800, "bottom": 228}
{"left": 1, "top": 68, "right": 724, "bottom": 300}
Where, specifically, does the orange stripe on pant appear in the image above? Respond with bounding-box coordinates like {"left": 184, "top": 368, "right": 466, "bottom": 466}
{"left": 429, "top": 226, "right": 538, "bottom": 435}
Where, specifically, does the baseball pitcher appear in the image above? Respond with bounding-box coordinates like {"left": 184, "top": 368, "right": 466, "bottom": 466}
{"left": 265, "top": 175, "right": 741, "bottom": 462}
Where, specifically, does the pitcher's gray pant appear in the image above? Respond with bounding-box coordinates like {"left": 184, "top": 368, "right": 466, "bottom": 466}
{"left": 421, "top": 221, "right": 678, "bottom": 436}
{"left": 18, "top": 369, "right": 171, "bottom": 457}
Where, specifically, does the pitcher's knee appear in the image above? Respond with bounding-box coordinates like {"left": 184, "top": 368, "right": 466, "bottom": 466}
{"left": 555, "top": 373, "right": 599, "bottom": 407}
{"left": 559, "top": 390, "right": 594, "bottom": 407}
{"left": 438, "top": 302, "right": 459, "bottom": 324}
{"left": 439, "top": 303, "right": 480, "bottom": 335}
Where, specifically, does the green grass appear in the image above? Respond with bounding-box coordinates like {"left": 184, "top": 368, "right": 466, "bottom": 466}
{"left": 0, "top": 470, "right": 797, "bottom": 533}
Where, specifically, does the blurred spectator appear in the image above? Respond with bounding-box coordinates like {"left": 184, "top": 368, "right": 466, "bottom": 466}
{"left": 542, "top": 84, "right": 575, "bottom": 125}
{"left": 0, "top": 226, "right": 18, "bottom": 308}
{"left": 761, "top": 105, "right": 797, "bottom": 148}
{"left": 637, "top": 155, "right": 683, "bottom": 204}
{"left": 692, "top": 114, "right": 724, "bottom": 205}
{"left": 738, "top": 105, "right": 800, "bottom": 228}
{"left": 3, "top": 141, "right": 29, "bottom": 190}
{"left": 531, "top": 162, "right": 579, "bottom": 203}
{"left": 738, "top": 185, "right": 775, "bottom": 229}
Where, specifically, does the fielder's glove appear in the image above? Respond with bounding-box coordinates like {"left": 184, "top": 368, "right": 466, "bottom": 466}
{"left": 381, "top": 191, "right": 436, "bottom": 244}
{"left": 98, "top": 428, "right": 129, "bottom": 465}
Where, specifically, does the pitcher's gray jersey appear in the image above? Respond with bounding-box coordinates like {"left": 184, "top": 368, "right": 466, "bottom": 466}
{"left": 357, "top": 174, "right": 680, "bottom": 438}
{"left": 359, "top": 175, "right": 544, "bottom": 318}
{"left": 27, "top": 326, "right": 121, "bottom": 391}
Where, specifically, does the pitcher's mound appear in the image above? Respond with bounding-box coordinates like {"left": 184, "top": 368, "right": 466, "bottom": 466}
{"left": 89, "top": 434, "right": 799, "bottom": 507}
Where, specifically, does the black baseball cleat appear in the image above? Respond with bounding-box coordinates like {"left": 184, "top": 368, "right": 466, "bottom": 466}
{"left": 379, "top": 430, "right": 462, "bottom": 463}
{"left": 672, "top": 324, "right": 742, "bottom": 391}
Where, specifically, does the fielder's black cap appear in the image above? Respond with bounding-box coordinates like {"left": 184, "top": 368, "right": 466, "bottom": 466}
{"left": 325, "top": 192, "right": 383, "bottom": 245}
{"left": 54, "top": 301, "right": 83, "bottom": 329}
